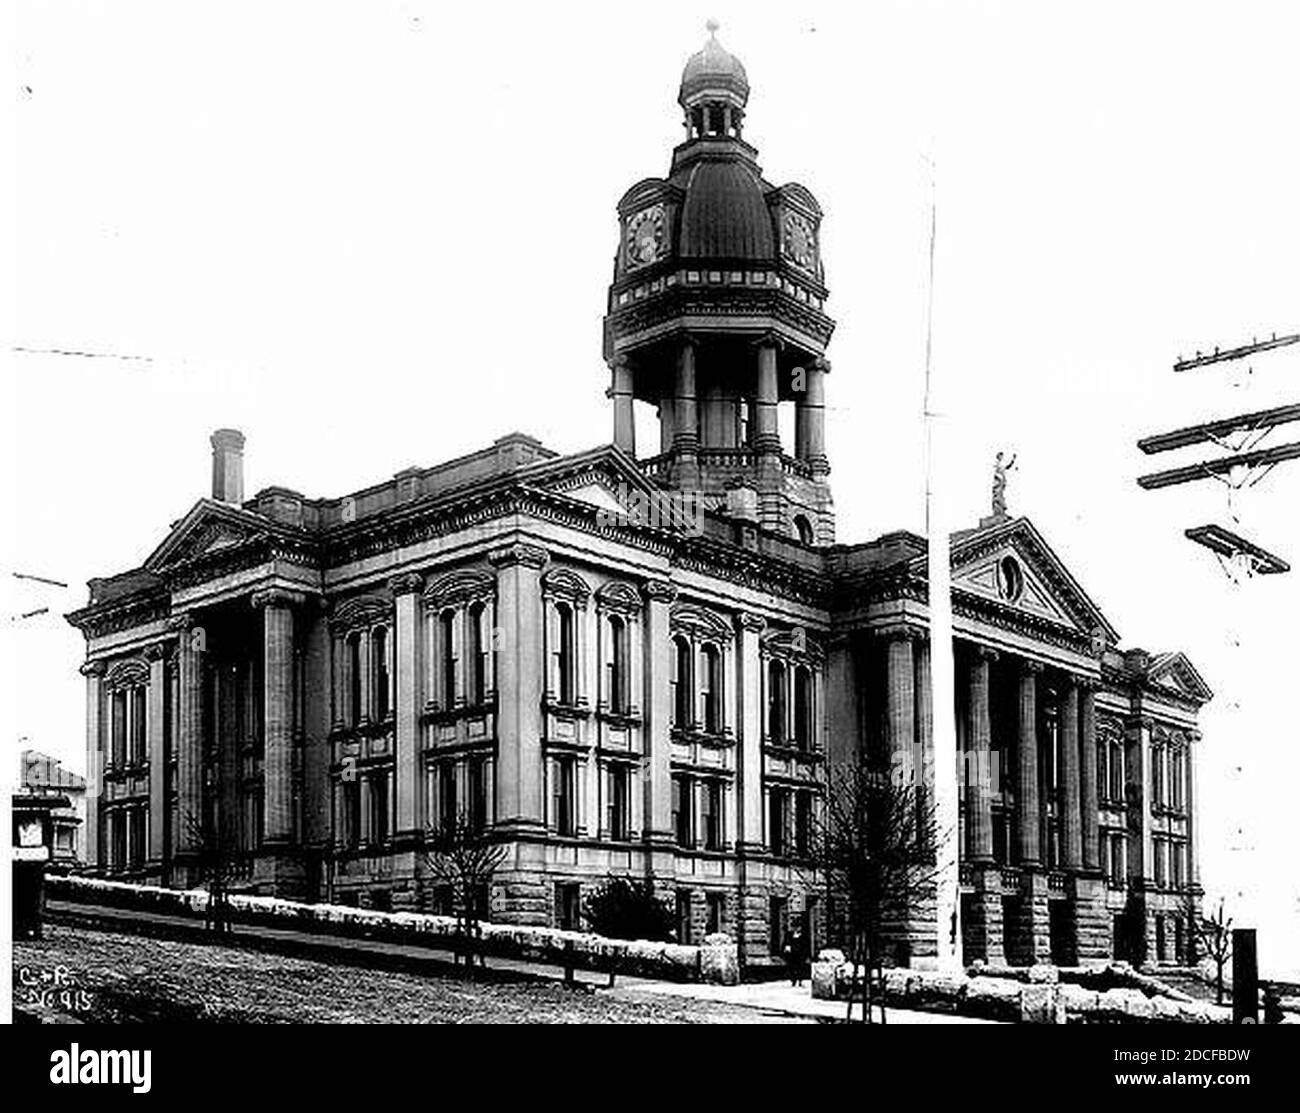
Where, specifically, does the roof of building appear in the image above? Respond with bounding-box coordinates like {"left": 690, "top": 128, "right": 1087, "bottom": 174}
{"left": 676, "top": 158, "right": 775, "bottom": 260}
{"left": 679, "top": 21, "right": 749, "bottom": 106}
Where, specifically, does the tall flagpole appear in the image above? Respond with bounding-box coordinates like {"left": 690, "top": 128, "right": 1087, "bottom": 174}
{"left": 922, "top": 155, "right": 962, "bottom": 970}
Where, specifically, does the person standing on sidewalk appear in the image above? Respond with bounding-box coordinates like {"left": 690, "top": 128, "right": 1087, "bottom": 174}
{"left": 784, "top": 926, "right": 809, "bottom": 987}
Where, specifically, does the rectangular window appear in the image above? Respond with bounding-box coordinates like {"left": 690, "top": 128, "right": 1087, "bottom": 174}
{"left": 111, "top": 810, "right": 127, "bottom": 869}
{"left": 1153, "top": 837, "right": 1167, "bottom": 887}
{"left": 769, "top": 895, "right": 788, "bottom": 956}
{"left": 608, "top": 765, "right": 629, "bottom": 841}
{"left": 468, "top": 758, "right": 487, "bottom": 832}
{"left": 701, "top": 779, "right": 722, "bottom": 850}
{"left": 556, "top": 882, "right": 581, "bottom": 931}
{"left": 366, "top": 771, "right": 389, "bottom": 845}
{"left": 111, "top": 690, "right": 127, "bottom": 767}
{"left": 554, "top": 758, "right": 576, "bottom": 836}
{"left": 342, "top": 778, "right": 361, "bottom": 849}
{"left": 372, "top": 628, "right": 390, "bottom": 721}
{"left": 794, "top": 791, "right": 811, "bottom": 857}
{"left": 706, "top": 892, "right": 725, "bottom": 936}
{"left": 441, "top": 610, "right": 458, "bottom": 708}
{"left": 769, "top": 787, "right": 789, "bottom": 856}
{"left": 676, "top": 890, "right": 693, "bottom": 944}
{"left": 439, "top": 763, "right": 458, "bottom": 834}
{"left": 672, "top": 774, "right": 693, "bottom": 848}
{"left": 130, "top": 686, "right": 147, "bottom": 763}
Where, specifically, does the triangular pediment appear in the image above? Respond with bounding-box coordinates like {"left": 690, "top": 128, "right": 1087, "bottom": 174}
{"left": 143, "top": 500, "right": 271, "bottom": 573}
{"left": 941, "top": 517, "right": 1119, "bottom": 644}
{"left": 523, "top": 445, "right": 700, "bottom": 534}
{"left": 1146, "top": 652, "right": 1213, "bottom": 702}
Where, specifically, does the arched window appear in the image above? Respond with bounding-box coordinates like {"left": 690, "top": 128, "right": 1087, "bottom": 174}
{"left": 1151, "top": 742, "right": 1165, "bottom": 807}
{"left": 371, "top": 626, "right": 390, "bottom": 720}
{"left": 672, "top": 636, "right": 693, "bottom": 727}
{"left": 793, "top": 514, "right": 814, "bottom": 546}
{"left": 1109, "top": 738, "right": 1124, "bottom": 801}
{"left": 468, "top": 601, "right": 487, "bottom": 705}
{"left": 700, "top": 643, "right": 721, "bottom": 733}
{"left": 1171, "top": 747, "right": 1185, "bottom": 810}
{"left": 768, "top": 660, "right": 788, "bottom": 744}
{"left": 347, "top": 631, "right": 363, "bottom": 726}
{"left": 607, "top": 615, "right": 629, "bottom": 714}
{"left": 793, "top": 665, "right": 812, "bottom": 750}
{"left": 555, "top": 602, "right": 575, "bottom": 705}
{"left": 440, "top": 609, "right": 458, "bottom": 707}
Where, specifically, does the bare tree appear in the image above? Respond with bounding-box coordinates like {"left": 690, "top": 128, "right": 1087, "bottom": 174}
{"left": 422, "top": 810, "right": 507, "bottom": 975}
{"left": 806, "top": 759, "right": 947, "bottom": 1024}
{"left": 1179, "top": 884, "right": 1201, "bottom": 967}
{"left": 1198, "top": 897, "right": 1233, "bottom": 1005}
{"left": 183, "top": 810, "right": 242, "bottom": 936}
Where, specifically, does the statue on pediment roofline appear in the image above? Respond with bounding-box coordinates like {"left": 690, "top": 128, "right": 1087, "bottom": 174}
{"left": 992, "top": 451, "right": 1017, "bottom": 518}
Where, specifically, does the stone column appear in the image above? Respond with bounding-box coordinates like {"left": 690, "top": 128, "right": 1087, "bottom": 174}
{"left": 825, "top": 634, "right": 860, "bottom": 768}
{"left": 254, "top": 588, "right": 301, "bottom": 847}
{"left": 1186, "top": 729, "right": 1201, "bottom": 888}
{"left": 736, "top": 612, "right": 766, "bottom": 848}
{"left": 390, "top": 573, "right": 424, "bottom": 843}
{"left": 914, "top": 638, "right": 933, "bottom": 794}
{"left": 610, "top": 354, "right": 635, "bottom": 456}
{"left": 1079, "top": 682, "right": 1100, "bottom": 871}
{"left": 884, "top": 631, "right": 916, "bottom": 771}
{"left": 491, "top": 543, "right": 548, "bottom": 834}
{"left": 1125, "top": 716, "right": 1152, "bottom": 883}
{"left": 643, "top": 581, "right": 678, "bottom": 846}
{"left": 172, "top": 614, "right": 206, "bottom": 857}
{"left": 735, "top": 610, "right": 767, "bottom": 967}
{"left": 752, "top": 334, "right": 782, "bottom": 454}
{"left": 672, "top": 336, "right": 699, "bottom": 488}
{"left": 796, "top": 356, "right": 830, "bottom": 475}
{"left": 81, "top": 661, "right": 105, "bottom": 867}
{"left": 1016, "top": 660, "right": 1042, "bottom": 865}
{"left": 1059, "top": 678, "right": 1082, "bottom": 868}
{"left": 145, "top": 643, "right": 168, "bottom": 866}
{"left": 967, "top": 647, "right": 996, "bottom": 863}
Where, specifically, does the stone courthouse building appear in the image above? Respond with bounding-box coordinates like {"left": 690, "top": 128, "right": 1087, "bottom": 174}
{"left": 69, "top": 26, "right": 1209, "bottom": 969}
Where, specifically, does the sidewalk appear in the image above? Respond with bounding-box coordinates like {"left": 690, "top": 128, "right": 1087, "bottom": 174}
{"left": 610, "top": 974, "right": 1000, "bottom": 1024}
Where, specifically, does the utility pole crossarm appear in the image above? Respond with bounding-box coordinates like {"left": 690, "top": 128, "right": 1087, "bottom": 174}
{"left": 1137, "top": 403, "right": 1300, "bottom": 455}
{"left": 1174, "top": 332, "right": 1300, "bottom": 372}
{"left": 1136, "top": 440, "right": 1300, "bottom": 490}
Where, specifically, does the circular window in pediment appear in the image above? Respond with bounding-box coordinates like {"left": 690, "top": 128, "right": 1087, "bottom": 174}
{"left": 997, "top": 556, "right": 1024, "bottom": 602}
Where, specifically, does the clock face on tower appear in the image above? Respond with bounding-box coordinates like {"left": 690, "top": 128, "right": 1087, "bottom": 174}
{"left": 626, "top": 205, "right": 666, "bottom": 267}
{"left": 783, "top": 212, "right": 816, "bottom": 270}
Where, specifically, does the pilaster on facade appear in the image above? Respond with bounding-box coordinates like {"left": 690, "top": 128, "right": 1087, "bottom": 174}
{"left": 80, "top": 660, "right": 106, "bottom": 868}
{"left": 389, "top": 572, "right": 424, "bottom": 844}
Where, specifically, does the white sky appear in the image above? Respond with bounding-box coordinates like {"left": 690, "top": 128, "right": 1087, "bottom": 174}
{"left": 3, "top": 0, "right": 1298, "bottom": 974}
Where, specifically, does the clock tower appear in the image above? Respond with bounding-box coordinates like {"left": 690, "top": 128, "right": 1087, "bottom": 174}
{"left": 603, "top": 21, "right": 836, "bottom": 544}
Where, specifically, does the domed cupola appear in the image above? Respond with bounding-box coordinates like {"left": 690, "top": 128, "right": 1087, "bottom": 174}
{"left": 678, "top": 19, "right": 750, "bottom": 137}
{"left": 601, "top": 23, "right": 837, "bottom": 546}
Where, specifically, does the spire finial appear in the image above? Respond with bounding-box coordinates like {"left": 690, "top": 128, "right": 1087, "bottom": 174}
{"left": 706, "top": 18, "right": 720, "bottom": 37}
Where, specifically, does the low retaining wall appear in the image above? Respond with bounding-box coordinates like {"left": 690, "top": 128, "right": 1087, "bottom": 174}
{"left": 45, "top": 876, "right": 739, "bottom": 985}
{"left": 810, "top": 951, "right": 1232, "bottom": 1024}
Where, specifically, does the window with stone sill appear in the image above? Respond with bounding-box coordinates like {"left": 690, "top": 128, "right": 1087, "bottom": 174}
{"left": 106, "top": 671, "right": 149, "bottom": 770}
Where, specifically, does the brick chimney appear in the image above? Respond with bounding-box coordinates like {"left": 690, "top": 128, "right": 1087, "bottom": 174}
{"left": 210, "top": 428, "right": 246, "bottom": 505}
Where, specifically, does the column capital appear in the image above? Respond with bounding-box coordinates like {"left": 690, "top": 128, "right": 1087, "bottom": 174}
{"left": 608, "top": 352, "right": 634, "bottom": 373}
{"left": 143, "top": 642, "right": 170, "bottom": 663}
{"left": 1019, "top": 658, "right": 1045, "bottom": 676}
{"left": 812, "top": 354, "right": 832, "bottom": 375}
{"left": 1186, "top": 728, "right": 1203, "bottom": 743}
{"left": 751, "top": 330, "right": 785, "bottom": 352}
{"left": 165, "top": 612, "right": 196, "bottom": 634}
{"left": 251, "top": 587, "right": 306, "bottom": 611}
{"left": 677, "top": 330, "right": 699, "bottom": 352}
{"left": 736, "top": 611, "right": 766, "bottom": 634}
{"left": 643, "top": 579, "right": 678, "bottom": 605}
{"left": 1077, "top": 676, "right": 1102, "bottom": 694}
{"left": 388, "top": 572, "right": 425, "bottom": 597}
{"left": 488, "top": 542, "right": 549, "bottom": 571}
{"left": 1126, "top": 713, "right": 1154, "bottom": 733}
{"left": 972, "top": 644, "right": 1000, "bottom": 663}
{"left": 80, "top": 659, "right": 106, "bottom": 678}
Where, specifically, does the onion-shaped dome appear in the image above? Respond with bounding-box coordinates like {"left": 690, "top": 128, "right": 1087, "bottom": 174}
{"left": 678, "top": 20, "right": 749, "bottom": 108}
